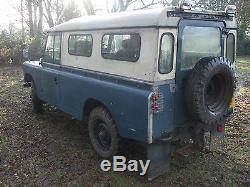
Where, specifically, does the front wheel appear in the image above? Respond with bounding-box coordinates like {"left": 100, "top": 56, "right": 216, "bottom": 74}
{"left": 31, "top": 80, "right": 43, "bottom": 113}
{"left": 88, "top": 107, "right": 119, "bottom": 158}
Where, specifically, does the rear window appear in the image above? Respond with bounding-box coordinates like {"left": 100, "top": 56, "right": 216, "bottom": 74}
{"left": 101, "top": 33, "right": 141, "bottom": 62}
{"left": 68, "top": 34, "right": 93, "bottom": 57}
{"left": 181, "top": 26, "right": 221, "bottom": 70}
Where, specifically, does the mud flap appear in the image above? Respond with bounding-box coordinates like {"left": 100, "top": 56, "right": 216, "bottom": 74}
{"left": 147, "top": 142, "right": 171, "bottom": 181}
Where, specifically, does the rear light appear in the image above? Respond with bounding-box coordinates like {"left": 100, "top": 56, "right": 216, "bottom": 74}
{"left": 150, "top": 88, "right": 164, "bottom": 114}
{"left": 217, "top": 125, "right": 225, "bottom": 133}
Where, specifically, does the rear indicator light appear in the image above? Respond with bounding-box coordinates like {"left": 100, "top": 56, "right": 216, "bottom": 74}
{"left": 150, "top": 88, "right": 164, "bottom": 114}
{"left": 217, "top": 125, "right": 225, "bottom": 132}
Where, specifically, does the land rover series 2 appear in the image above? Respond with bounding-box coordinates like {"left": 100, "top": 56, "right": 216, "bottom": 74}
{"left": 22, "top": 3, "right": 237, "bottom": 180}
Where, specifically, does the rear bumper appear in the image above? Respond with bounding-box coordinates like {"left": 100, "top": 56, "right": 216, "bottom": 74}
{"left": 153, "top": 121, "right": 228, "bottom": 143}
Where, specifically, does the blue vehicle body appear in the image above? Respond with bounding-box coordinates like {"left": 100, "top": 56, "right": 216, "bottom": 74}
{"left": 23, "top": 61, "right": 175, "bottom": 142}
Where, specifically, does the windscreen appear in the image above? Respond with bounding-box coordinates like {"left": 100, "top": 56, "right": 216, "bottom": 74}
{"left": 181, "top": 26, "right": 221, "bottom": 70}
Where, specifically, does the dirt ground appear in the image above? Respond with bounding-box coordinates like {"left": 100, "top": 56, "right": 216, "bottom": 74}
{"left": 0, "top": 59, "right": 249, "bottom": 186}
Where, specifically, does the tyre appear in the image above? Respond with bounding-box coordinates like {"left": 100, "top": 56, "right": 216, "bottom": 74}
{"left": 31, "top": 80, "right": 43, "bottom": 113}
{"left": 88, "top": 107, "right": 119, "bottom": 158}
{"left": 186, "top": 57, "right": 235, "bottom": 126}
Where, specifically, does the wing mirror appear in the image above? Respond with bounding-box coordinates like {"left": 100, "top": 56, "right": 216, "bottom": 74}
{"left": 22, "top": 48, "right": 29, "bottom": 60}
{"left": 39, "top": 58, "right": 43, "bottom": 65}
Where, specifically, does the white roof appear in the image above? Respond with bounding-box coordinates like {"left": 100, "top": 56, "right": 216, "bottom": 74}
{"left": 49, "top": 8, "right": 179, "bottom": 32}
{"left": 49, "top": 7, "right": 237, "bottom": 32}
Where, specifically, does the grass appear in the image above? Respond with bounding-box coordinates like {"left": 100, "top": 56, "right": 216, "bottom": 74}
{"left": 237, "top": 56, "right": 250, "bottom": 74}
{"left": 0, "top": 59, "right": 249, "bottom": 186}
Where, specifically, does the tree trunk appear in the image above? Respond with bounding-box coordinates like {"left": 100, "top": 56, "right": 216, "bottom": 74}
{"left": 38, "top": 0, "right": 43, "bottom": 34}
{"left": 21, "top": 0, "right": 25, "bottom": 42}
{"left": 27, "top": 0, "right": 34, "bottom": 37}
{"left": 83, "top": 0, "right": 95, "bottom": 15}
{"left": 44, "top": 0, "right": 54, "bottom": 27}
{"left": 33, "top": 3, "right": 38, "bottom": 35}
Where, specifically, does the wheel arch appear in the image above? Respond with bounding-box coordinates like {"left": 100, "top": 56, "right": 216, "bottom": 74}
{"left": 83, "top": 98, "right": 113, "bottom": 120}
{"left": 24, "top": 73, "right": 33, "bottom": 83}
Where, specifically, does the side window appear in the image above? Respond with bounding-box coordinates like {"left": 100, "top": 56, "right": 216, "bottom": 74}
{"left": 159, "top": 33, "right": 174, "bottom": 74}
{"left": 44, "top": 35, "right": 54, "bottom": 63}
{"left": 68, "top": 34, "right": 93, "bottom": 57}
{"left": 101, "top": 33, "right": 141, "bottom": 62}
{"left": 54, "top": 35, "right": 61, "bottom": 63}
{"left": 43, "top": 34, "right": 61, "bottom": 64}
{"left": 226, "top": 34, "right": 235, "bottom": 63}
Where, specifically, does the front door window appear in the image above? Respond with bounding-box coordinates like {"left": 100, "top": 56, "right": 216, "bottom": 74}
{"left": 44, "top": 34, "right": 61, "bottom": 64}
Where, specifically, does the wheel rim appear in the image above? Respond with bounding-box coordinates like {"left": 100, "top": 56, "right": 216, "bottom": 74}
{"left": 205, "top": 73, "right": 227, "bottom": 114}
{"left": 93, "top": 120, "right": 111, "bottom": 151}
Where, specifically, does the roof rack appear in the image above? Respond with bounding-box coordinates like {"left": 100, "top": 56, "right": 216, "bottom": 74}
{"left": 175, "top": 0, "right": 236, "bottom": 20}
{"left": 167, "top": 10, "right": 234, "bottom": 21}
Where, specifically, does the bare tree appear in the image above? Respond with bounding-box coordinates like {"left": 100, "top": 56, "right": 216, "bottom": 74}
{"left": 110, "top": 0, "right": 135, "bottom": 12}
{"left": 106, "top": 0, "right": 170, "bottom": 12}
{"left": 27, "top": 0, "right": 34, "bottom": 37}
{"left": 136, "top": 0, "right": 159, "bottom": 9}
{"left": 23, "top": 0, "right": 44, "bottom": 37}
{"left": 33, "top": 1, "right": 38, "bottom": 34}
{"left": 43, "top": 0, "right": 55, "bottom": 27}
{"left": 38, "top": 0, "right": 43, "bottom": 32}
{"left": 61, "top": 0, "right": 82, "bottom": 22}
{"left": 20, "top": 0, "right": 25, "bottom": 41}
{"left": 83, "top": 0, "right": 95, "bottom": 15}
{"left": 44, "top": 0, "right": 80, "bottom": 26}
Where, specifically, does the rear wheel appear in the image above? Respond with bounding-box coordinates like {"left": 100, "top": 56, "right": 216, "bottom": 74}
{"left": 88, "top": 107, "right": 119, "bottom": 158}
{"left": 31, "top": 80, "right": 43, "bottom": 113}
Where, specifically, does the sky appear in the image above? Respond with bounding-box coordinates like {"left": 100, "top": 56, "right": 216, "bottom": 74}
{"left": 0, "top": 0, "right": 166, "bottom": 30}
{"left": 0, "top": 0, "right": 20, "bottom": 30}
{"left": 0, "top": 0, "right": 108, "bottom": 30}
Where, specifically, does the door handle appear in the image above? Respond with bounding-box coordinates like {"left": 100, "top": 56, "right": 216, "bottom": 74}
{"left": 54, "top": 77, "right": 58, "bottom": 84}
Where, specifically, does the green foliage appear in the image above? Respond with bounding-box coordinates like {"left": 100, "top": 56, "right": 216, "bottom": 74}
{"left": 26, "top": 33, "right": 46, "bottom": 61}
{"left": 237, "top": 25, "right": 250, "bottom": 56}
{"left": 0, "top": 30, "right": 46, "bottom": 64}
{"left": 0, "top": 30, "right": 23, "bottom": 64}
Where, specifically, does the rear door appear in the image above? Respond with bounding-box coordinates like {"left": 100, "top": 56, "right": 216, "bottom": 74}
{"left": 174, "top": 20, "right": 225, "bottom": 127}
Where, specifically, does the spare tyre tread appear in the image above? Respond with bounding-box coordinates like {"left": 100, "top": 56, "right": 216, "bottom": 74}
{"left": 186, "top": 57, "right": 235, "bottom": 126}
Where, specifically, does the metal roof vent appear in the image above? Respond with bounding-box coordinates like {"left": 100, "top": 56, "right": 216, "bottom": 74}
{"left": 225, "top": 5, "right": 236, "bottom": 15}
